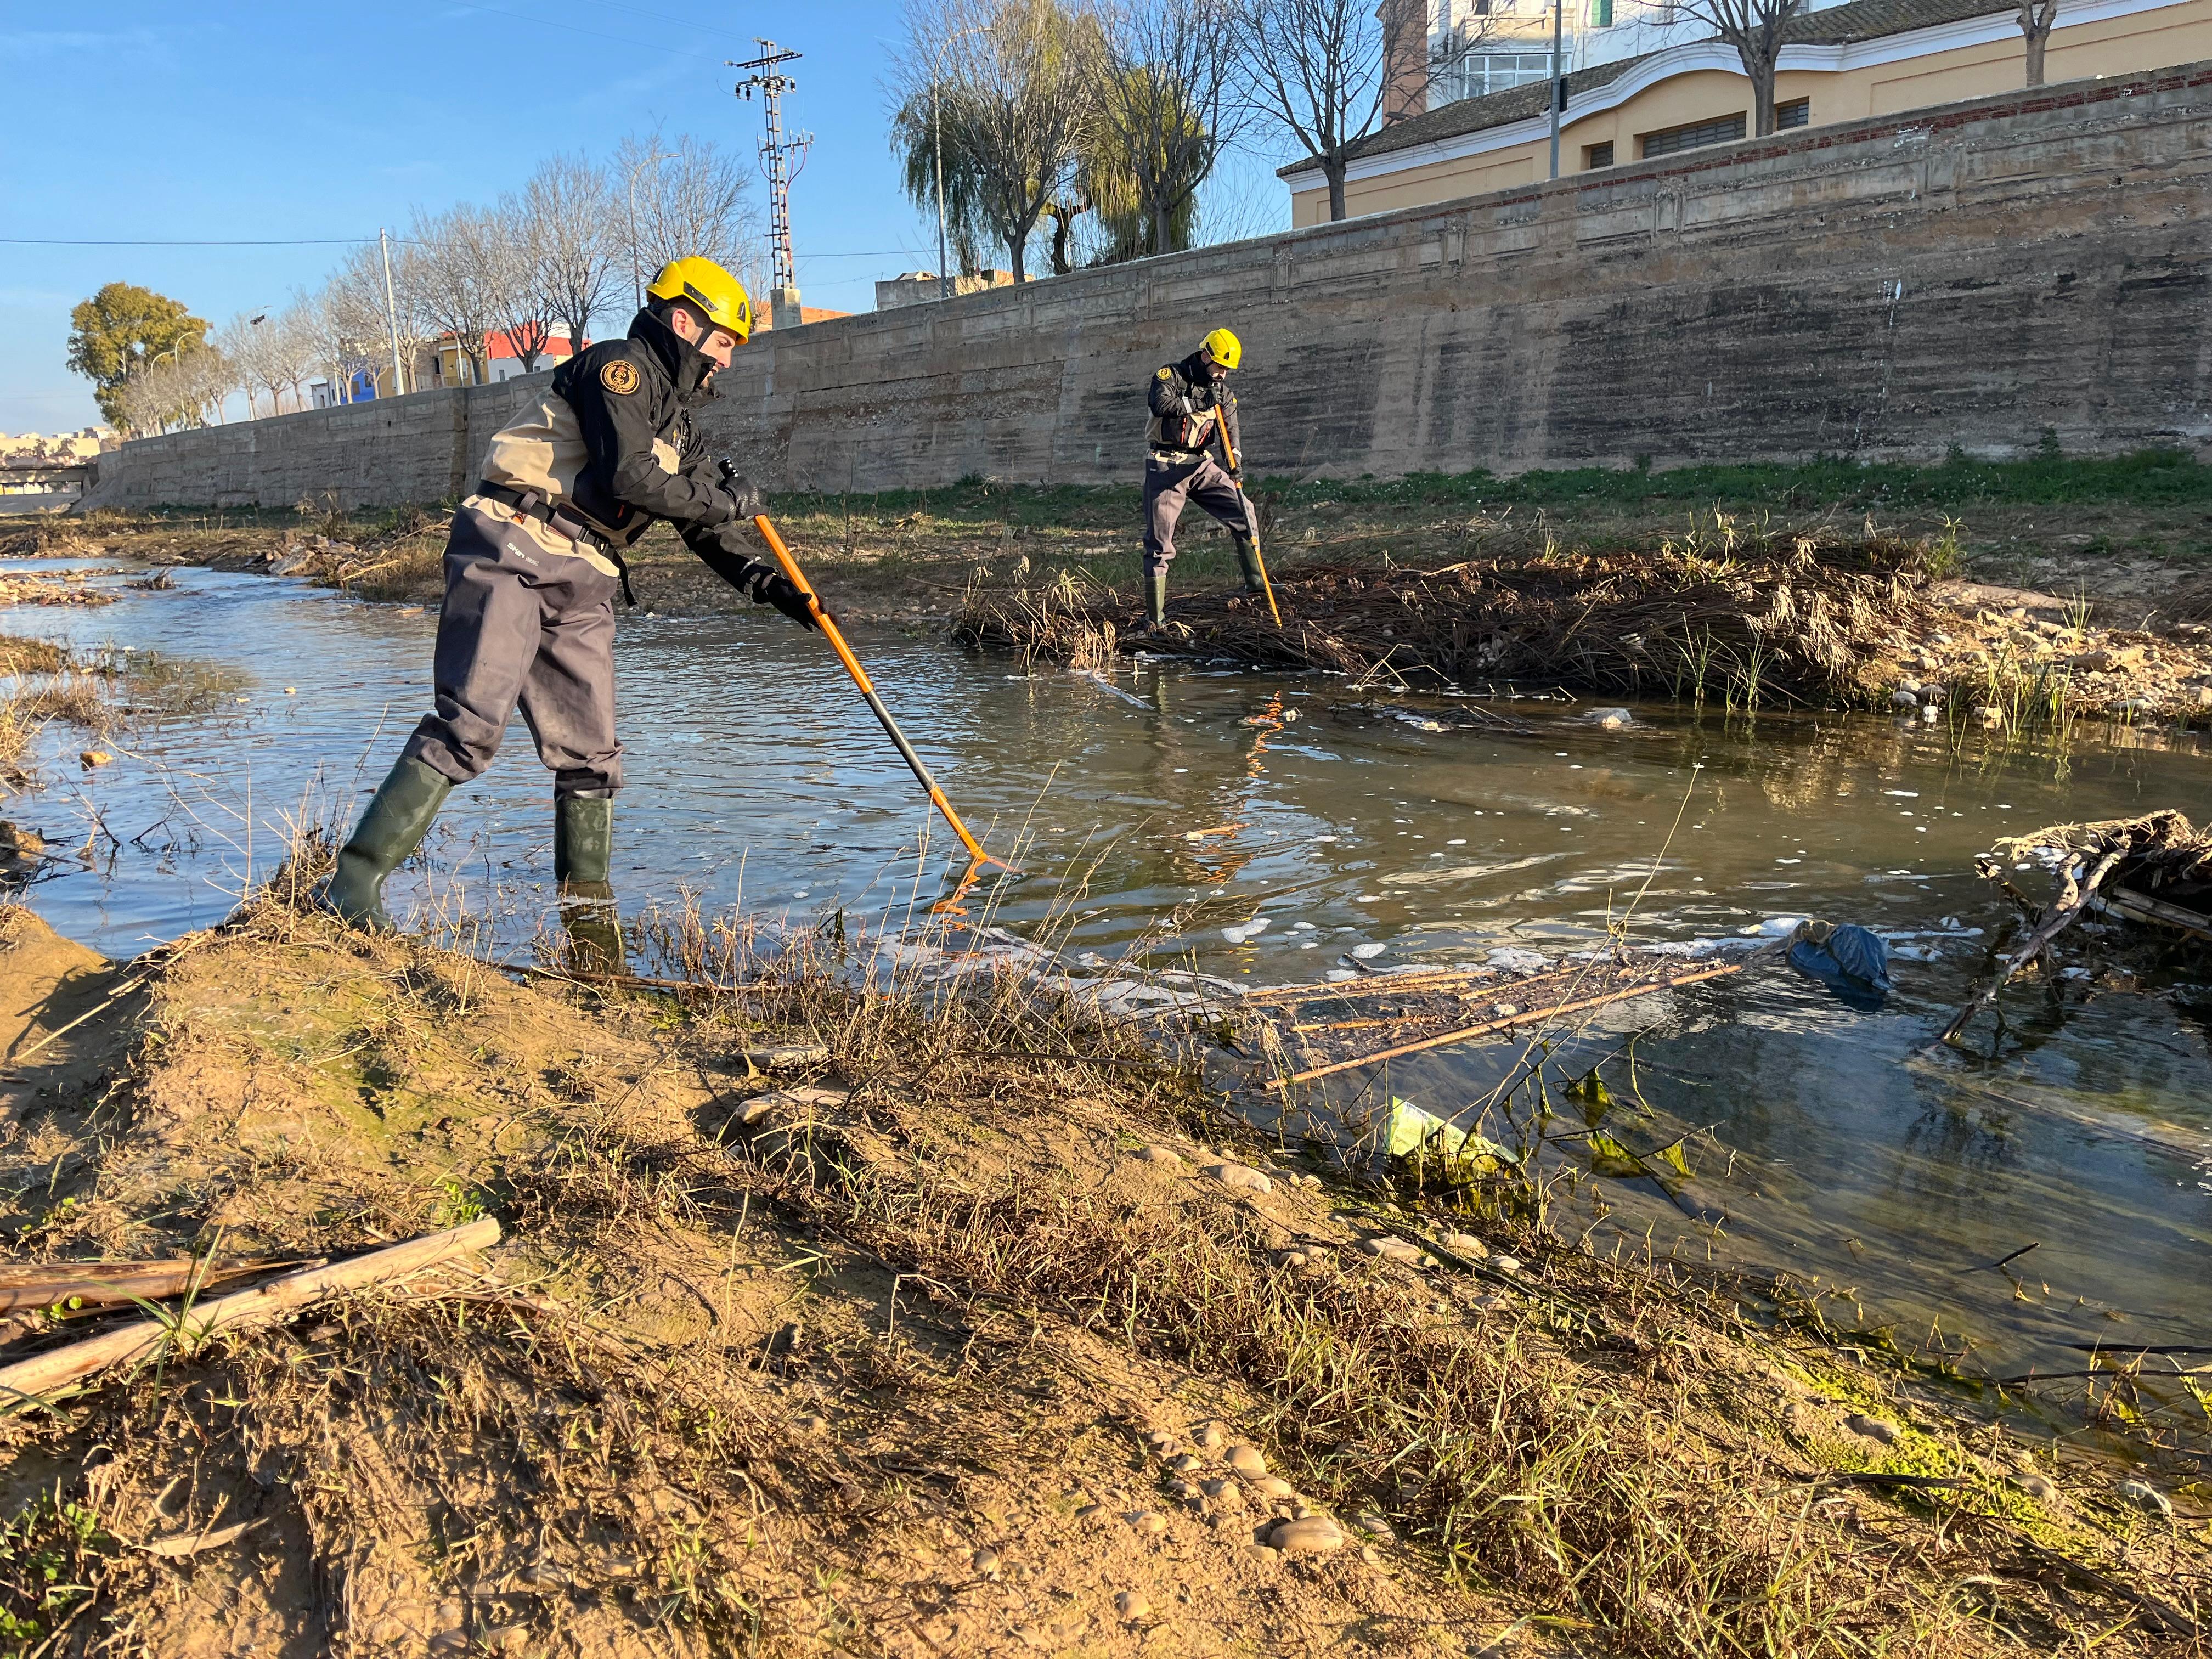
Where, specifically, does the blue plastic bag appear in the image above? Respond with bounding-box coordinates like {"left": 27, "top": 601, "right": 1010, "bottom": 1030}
{"left": 1787, "top": 922, "right": 1892, "bottom": 1008}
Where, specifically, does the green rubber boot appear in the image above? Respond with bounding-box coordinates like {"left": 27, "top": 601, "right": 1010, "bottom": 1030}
{"left": 554, "top": 794, "right": 625, "bottom": 975}
{"left": 1233, "top": 537, "right": 1266, "bottom": 595}
{"left": 1144, "top": 569, "right": 1168, "bottom": 627}
{"left": 554, "top": 794, "right": 613, "bottom": 886}
{"left": 321, "top": 756, "right": 452, "bottom": 932}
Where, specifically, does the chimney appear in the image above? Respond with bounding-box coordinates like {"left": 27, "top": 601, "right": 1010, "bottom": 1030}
{"left": 1377, "top": 0, "right": 1429, "bottom": 124}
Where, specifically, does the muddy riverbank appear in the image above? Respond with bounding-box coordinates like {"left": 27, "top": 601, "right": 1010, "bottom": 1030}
{"left": 1, "top": 893, "right": 2204, "bottom": 1656}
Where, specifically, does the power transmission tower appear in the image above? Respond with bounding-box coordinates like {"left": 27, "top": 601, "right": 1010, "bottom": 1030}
{"left": 731, "top": 40, "right": 812, "bottom": 332}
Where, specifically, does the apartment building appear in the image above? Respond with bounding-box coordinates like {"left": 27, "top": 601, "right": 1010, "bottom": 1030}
{"left": 1285, "top": 0, "right": 2212, "bottom": 222}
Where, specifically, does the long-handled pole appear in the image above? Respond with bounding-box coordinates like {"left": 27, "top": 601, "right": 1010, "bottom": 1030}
{"left": 1216, "top": 421, "right": 1282, "bottom": 628}
{"left": 752, "top": 515, "right": 1011, "bottom": 871}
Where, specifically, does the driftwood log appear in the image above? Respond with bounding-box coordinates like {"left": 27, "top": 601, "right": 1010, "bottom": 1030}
{"left": 0, "top": 1218, "right": 500, "bottom": 1407}
{"left": 0, "top": 1257, "right": 307, "bottom": 1316}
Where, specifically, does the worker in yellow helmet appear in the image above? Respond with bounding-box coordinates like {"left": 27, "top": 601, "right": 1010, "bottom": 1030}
{"left": 319, "top": 255, "right": 817, "bottom": 963}
{"left": 1140, "top": 326, "right": 1261, "bottom": 627}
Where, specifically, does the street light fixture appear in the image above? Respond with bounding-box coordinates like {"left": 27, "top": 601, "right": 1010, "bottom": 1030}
{"left": 931, "top": 25, "right": 986, "bottom": 302}
{"left": 627, "top": 150, "right": 677, "bottom": 309}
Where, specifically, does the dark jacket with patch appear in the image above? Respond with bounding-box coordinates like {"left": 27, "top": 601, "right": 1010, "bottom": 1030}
{"left": 1145, "top": 351, "right": 1240, "bottom": 466}
{"left": 476, "top": 308, "right": 741, "bottom": 560}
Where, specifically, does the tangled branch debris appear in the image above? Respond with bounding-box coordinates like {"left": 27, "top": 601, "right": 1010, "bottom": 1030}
{"left": 1946, "top": 811, "right": 2212, "bottom": 1039}
{"left": 954, "top": 531, "right": 1937, "bottom": 707}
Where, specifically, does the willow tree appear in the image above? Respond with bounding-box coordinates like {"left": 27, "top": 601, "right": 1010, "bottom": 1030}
{"left": 1089, "top": 0, "right": 1239, "bottom": 260}
{"left": 890, "top": 0, "right": 1101, "bottom": 283}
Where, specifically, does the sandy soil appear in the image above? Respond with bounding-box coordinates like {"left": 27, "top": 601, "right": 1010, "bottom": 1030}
{"left": 0, "top": 887, "right": 2202, "bottom": 1656}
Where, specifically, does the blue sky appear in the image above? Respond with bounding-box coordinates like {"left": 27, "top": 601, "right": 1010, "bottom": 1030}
{"left": 0, "top": 4, "right": 1291, "bottom": 434}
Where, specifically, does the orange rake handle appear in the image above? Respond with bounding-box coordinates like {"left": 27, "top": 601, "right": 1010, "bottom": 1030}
{"left": 753, "top": 515, "right": 1012, "bottom": 872}
{"left": 1217, "top": 423, "right": 1282, "bottom": 628}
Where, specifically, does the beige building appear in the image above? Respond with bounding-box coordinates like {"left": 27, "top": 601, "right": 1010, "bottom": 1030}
{"left": 1286, "top": 0, "right": 2212, "bottom": 222}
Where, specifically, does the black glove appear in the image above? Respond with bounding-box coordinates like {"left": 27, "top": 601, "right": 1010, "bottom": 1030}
{"left": 714, "top": 459, "right": 766, "bottom": 522}
{"left": 744, "top": 566, "right": 820, "bottom": 630}
{"left": 1188, "top": 379, "right": 1217, "bottom": 413}
{"left": 1228, "top": 464, "right": 1244, "bottom": 486}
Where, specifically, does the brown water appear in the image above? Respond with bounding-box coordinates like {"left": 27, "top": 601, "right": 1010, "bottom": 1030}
{"left": 7, "top": 559, "right": 2209, "bottom": 1368}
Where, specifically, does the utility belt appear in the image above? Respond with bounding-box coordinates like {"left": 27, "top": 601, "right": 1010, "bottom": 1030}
{"left": 473, "top": 480, "right": 635, "bottom": 605}
{"left": 1147, "top": 448, "right": 1210, "bottom": 468}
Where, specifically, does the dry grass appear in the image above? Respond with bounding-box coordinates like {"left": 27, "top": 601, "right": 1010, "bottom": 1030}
{"left": 955, "top": 521, "right": 1938, "bottom": 710}
{"left": 0, "top": 859, "right": 2202, "bottom": 1655}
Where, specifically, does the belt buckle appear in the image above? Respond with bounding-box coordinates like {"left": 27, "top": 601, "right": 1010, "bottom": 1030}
{"left": 546, "top": 507, "right": 587, "bottom": 545}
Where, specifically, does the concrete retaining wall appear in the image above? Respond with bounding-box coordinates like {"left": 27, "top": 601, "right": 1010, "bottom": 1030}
{"left": 82, "top": 59, "right": 2212, "bottom": 512}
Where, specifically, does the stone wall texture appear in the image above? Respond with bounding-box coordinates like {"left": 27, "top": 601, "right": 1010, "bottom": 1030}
{"left": 82, "top": 58, "right": 2212, "bottom": 512}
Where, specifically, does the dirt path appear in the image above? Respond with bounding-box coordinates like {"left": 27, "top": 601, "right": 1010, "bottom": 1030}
{"left": 0, "top": 890, "right": 2202, "bottom": 1656}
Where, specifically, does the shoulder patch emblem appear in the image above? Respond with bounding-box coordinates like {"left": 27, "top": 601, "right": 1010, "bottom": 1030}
{"left": 600, "top": 359, "right": 641, "bottom": 396}
{"left": 1156, "top": 366, "right": 1172, "bottom": 379}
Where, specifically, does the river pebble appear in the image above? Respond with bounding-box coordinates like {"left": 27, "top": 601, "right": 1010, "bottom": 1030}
{"left": 1169, "top": 1453, "right": 1204, "bottom": 1474}
{"left": 1844, "top": 1414, "right": 1900, "bottom": 1444}
{"left": 1074, "top": 1504, "right": 1121, "bottom": 1528}
{"left": 1439, "top": 1231, "right": 1488, "bottom": 1256}
{"left": 1204, "top": 1162, "right": 1272, "bottom": 1195}
{"left": 1126, "top": 1509, "right": 1169, "bottom": 1536}
{"left": 1351, "top": 942, "right": 1388, "bottom": 960}
{"left": 1115, "top": 1590, "right": 1149, "bottom": 1622}
{"left": 972, "top": 1548, "right": 1001, "bottom": 1578}
{"left": 1145, "top": 1429, "right": 1177, "bottom": 1453}
{"left": 1252, "top": 1476, "right": 1295, "bottom": 1499}
{"left": 1469, "top": 1293, "right": 1514, "bottom": 1314}
{"left": 1133, "top": 1145, "right": 1183, "bottom": 1166}
{"left": 1275, "top": 1249, "right": 1310, "bottom": 1270}
{"left": 1195, "top": 1423, "right": 1227, "bottom": 1450}
{"left": 1357, "top": 1235, "right": 1424, "bottom": 1262}
{"left": 2010, "top": 1472, "right": 2059, "bottom": 1502}
{"left": 1200, "top": 1479, "right": 1244, "bottom": 1508}
{"left": 1225, "top": 1444, "right": 1267, "bottom": 1479}
{"left": 744, "top": 1043, "right": 830, "bottom": 1069}
{"left": 1488, "top": 1254, "right": 1525, "bottom": 1275}
{"left": 1271, "top": 1516, "right": 1346, "bottom": 1555}
{"left": 1351, "top": 1511, "right": 1397, "bottom": 1542}
{"left": 2115, "top": 1480, "right": 2172, "bottom": 1516}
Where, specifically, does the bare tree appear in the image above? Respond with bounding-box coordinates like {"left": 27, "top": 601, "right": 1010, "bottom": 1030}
{"left": 616, "top": 128, "right": 763, "bottom": 301}
{"left": 266, "top": 301, "right": 324, "bottom": 410}
{"left": 523, "top": 153, "right": 619, "bottom": 353}
{"left": 488, "top": 194, "right": 557, "bottom": 372}
{"left": 2018, "top": 0, "right": 2058, "bottom": 84}
{"left": 410, "top": 206, "right": 501, "bottom": 384}
{"left": 895, "top": 0, "right": 1101, "bottom": 283}
{"left": 1240, "top": 0, "right": 1391, "bottom": 223}
{"left": 1089, "top": 0, "right": 1243, "bottom": 259}
{"left": 1669, "top": 0, "right": 1800, "bottom": 136}
{"left": 213, "top": 314, "right": 271, "bottom": 418}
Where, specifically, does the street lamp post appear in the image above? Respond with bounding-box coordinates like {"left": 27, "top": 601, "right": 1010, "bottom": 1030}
{"left": 1548, "top": 0, "right": 1565, "bottom": 179}
{"left": 931, "top": 26, "right": 985, "bottom": 302}
{"left": 626, "top": 150, "right": 677, "bottom": 309}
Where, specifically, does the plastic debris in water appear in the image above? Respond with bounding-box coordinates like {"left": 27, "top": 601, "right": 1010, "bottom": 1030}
{"left": 1785, "top": 921, "right": 1892, "bottom": 1009}
{"left": 1381, "top": 1098, "right": 1518, "bottom": 1175}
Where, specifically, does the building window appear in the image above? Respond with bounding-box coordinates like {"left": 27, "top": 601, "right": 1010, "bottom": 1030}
{"left": 1776, "top": 97, "right": 1810, "bottom": 128}
{"left": 1584, "top": 140, "right": 1614, "bottom": 168}
{"left": 1432, "top": 47, "right": 1554, "bottom": 103}
{"left": 1589, "top": 0, "right": 1612, "bottom": 23}
{"left": 1639, "top": 112, "right": 1747, "bottom": 159}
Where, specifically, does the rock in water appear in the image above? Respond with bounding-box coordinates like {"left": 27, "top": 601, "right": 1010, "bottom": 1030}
{"left": 1270, "top": 1516, "right": 1346, "bottom": 1555}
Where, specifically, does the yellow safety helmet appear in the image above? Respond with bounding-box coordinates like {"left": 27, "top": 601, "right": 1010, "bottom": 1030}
{"left": 646, "top": 257, "right": 753, "bottom": 342}
{"left": 1200, "top": 327, "right": 1242, "bottom": 370}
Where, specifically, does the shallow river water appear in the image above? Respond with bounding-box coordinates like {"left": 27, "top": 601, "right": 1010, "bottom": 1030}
{"left": 8, "top": 560, "right": 2210, "bottom": 1369}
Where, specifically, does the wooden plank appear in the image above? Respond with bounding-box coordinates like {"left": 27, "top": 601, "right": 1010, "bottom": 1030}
{"left": 1269, "top": 963, "right": 1741, "bottom": 1087}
